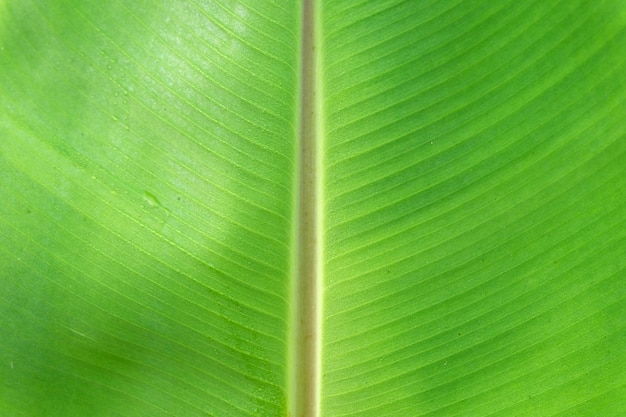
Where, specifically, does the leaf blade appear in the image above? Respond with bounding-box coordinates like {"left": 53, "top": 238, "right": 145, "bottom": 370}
{"left": 0, "top": 1, "right": 299, "bottom": 415}
{"left": 321, "top": 1, "right": 626, "bottom": 415}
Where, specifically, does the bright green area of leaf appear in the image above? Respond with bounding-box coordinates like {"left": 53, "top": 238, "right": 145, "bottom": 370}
{"left": 1, "top": 1, "right": 626, "bottom": 416}
{"left": 321, "top": 1, "right": 626, "bottom": 415}
{"left": 0, "top": 1, "right": 298, "bottom": 416}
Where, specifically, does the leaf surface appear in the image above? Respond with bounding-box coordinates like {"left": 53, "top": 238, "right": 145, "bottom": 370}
{"left": 1, "top": 1, "right": 626, "bottom": 416}
{"left": 0, "top": 1, "right": 298, "bottom": 416}
{"left": 320, "top": 1, "right": 626, "bottom": 415}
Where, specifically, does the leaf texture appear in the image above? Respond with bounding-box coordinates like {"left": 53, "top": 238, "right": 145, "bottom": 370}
{"left": 321, "top": 0, "right": 626, "bottom": 415}
{"left": 1, "top": 1, "right": 625, "bottom": 416}
{"left": 0, "top": 1, "right": 298, "bottom": 416}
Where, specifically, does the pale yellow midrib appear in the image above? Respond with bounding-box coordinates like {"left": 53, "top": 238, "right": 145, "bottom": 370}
{"left": 289, "top": 0, "right": 323, "bottom": 415}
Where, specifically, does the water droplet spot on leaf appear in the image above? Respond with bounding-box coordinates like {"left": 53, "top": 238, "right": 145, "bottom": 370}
{"left": 143, "top": 191, "right": 161, "bottom": 208}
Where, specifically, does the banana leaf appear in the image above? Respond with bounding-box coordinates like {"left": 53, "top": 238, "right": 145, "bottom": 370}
{"left": 1, "top": 1, "right": 625, "bottom": 416}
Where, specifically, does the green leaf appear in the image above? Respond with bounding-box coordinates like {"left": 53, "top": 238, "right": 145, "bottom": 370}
{"left": 1, "top": 1, "right": 625, "bottom": 416}
{"left": 321, "top": 1, "right": 626, "bottom": 415}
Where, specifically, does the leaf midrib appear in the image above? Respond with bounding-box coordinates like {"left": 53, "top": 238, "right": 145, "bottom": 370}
{"left": 290, "top": 0, "right": 323, "bottom": 416}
